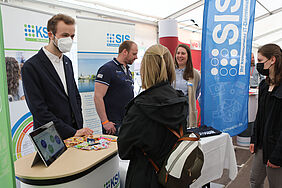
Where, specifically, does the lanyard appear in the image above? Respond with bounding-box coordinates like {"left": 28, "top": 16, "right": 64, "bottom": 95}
{"left": 250, "top": 66, "right": 255, "bottom": 76}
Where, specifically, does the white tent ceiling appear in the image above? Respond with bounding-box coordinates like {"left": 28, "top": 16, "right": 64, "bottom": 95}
{"left": 31, "top": 0, "right": 282, "bottom": 47}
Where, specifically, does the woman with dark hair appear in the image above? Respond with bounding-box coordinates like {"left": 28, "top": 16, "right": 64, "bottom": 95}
{"left": 118, "top": 44, "right": 188, "bottom": 188}
{"left": 6, "top": 57, "right": 25, "bottom": 101}
{"left": 250, "top": 43, "right": 282, "bottom": 188}
{"left": 174, "top": 44, "right": 201, "bottom": 128}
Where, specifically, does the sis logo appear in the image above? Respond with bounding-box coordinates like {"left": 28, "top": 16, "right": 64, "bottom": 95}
{"left": 107, "top": 33, "right": 130, "bottom": 47}
{"left": 24, "top": 24, "right": 48, "bottom": 43}
{"left": 104, "top": 172, "right": 120, "bottom": 188}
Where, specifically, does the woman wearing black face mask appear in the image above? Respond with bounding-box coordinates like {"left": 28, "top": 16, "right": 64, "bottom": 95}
{"left": 250, "top": 43, "right": 282, "bottom": 188}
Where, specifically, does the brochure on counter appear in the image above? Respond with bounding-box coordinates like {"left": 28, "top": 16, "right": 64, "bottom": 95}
{"left": 64, "top": 135, "right": 117, "bottom": 151}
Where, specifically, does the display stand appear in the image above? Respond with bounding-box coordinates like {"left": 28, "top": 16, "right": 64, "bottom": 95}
{"left": 31, "top": 152, "right": 43, "bottom": 167}
{"left": 14, "top": 135, "right": 120, "bottom": 188}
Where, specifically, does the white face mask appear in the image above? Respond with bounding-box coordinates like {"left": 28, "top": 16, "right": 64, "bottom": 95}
{"left": 53, "top": 34, "right": 73, "bottom": 53}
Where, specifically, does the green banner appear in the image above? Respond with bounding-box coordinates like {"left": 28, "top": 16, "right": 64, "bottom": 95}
{"left": 0, "top": 7, "right": 16, "bottom": 188}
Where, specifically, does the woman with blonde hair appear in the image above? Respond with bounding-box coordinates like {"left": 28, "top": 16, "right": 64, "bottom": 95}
{"left": 118, "top": 44, "right": 188, "bottom": 188}
{"left": 174, "top": 44, "right": 201, "bottom": 128}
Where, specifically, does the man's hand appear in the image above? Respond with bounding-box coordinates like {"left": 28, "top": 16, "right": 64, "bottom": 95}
{"left": 267, "top": 160, "right": 280, "bottom": 168}
{"left": 249, "top": 143, "right": 255, "bottom": 153}
{"left": 74, "top": 127, "right": 94, "bottom": 137}
{"left": 103, "top": 121, "right": 116, "bottom": 135}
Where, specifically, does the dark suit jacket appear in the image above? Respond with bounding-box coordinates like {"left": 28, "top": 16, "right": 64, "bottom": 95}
{"left": 22, "top": 48, "right": 83, "bottom": 139}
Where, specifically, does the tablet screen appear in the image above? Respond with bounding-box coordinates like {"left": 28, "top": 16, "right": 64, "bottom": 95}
{"left": 29, "top": 121, "right": 67, "bottom": 167}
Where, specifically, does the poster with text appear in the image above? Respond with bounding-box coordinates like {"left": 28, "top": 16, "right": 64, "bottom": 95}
{"left": 1, "top": 5, "right": 77, "bottom": 161}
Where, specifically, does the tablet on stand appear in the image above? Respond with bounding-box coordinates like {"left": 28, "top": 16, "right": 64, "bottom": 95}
{"left": 29, "top": 121, "right": 67, "bottom": 167}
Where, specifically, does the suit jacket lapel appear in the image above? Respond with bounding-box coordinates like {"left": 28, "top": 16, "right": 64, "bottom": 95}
{"left": 38, "top": 49, "right": 66, "bottom": 94}
{"left": 63, "top": 56, "right": 73, "bottom": 96}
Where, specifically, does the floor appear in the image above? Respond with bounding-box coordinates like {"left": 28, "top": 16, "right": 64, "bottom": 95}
{"left": 211, "top": 136, "right": 269, "bottom": 188}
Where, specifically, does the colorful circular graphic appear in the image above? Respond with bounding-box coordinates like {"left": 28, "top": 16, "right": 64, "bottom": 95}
{"left": 50, "top": 135, "right": 55, "bottom": 143}
{"left": 55, "top": 135, "right": 61, "bottom": 144}
{"left": 41, "top": 140, "right": 47, "bottom": 148}
{"left": 11, "top": 112, "right": 34, "bottom": 160}
{"left": 48, "top": 145, "right": 54, "bottom": 153}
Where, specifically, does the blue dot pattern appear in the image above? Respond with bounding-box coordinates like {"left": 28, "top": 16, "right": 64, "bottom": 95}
{"left": 24, "top": 24, "right": 36, "bottom": 38}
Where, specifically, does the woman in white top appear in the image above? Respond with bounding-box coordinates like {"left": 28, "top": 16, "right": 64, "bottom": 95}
{"left": 174, "top": 44, "right": 201, "bottom": 128}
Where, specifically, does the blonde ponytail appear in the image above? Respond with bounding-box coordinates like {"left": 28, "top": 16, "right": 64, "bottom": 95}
{"left": 140, "top": 44, "right": 175, "bottom": 89}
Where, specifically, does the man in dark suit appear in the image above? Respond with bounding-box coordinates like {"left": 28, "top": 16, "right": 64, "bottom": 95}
{"left": 22, "top": 14, "right": 93, "bottom": 139}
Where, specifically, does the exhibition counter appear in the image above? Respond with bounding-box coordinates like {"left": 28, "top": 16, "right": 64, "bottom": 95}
{"left": 14, "top": 135, "right": 120, "bottom": 188}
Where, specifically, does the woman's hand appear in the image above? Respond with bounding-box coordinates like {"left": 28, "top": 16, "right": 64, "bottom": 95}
{"left": 249, "top": 143, "right": 255, "bottom": 153}
{"left": 267, "top": 160, "right": 280, "bottom": 168}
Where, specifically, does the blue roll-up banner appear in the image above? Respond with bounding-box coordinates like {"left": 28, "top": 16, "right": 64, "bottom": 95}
{"left": 201, "top": 0, "right": 256, "bottom": 136}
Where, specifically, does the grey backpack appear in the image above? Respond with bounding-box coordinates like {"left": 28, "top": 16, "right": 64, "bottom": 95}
{"left": 143, "top": 125, "right": 204, "bottom": 188}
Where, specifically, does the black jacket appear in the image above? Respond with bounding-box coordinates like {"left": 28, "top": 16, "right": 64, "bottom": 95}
{"left": 118, "top": 82, "right": 188, "bottom": 188}
{"left": 251, "top": 79, "right": 282, "bottom": 166}
{"left": 22, "top": 48, "right": 83, "bottom": 140}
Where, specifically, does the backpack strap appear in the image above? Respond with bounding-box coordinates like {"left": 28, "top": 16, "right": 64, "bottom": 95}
{"left": 141, "top": 125, "right": 184, "bottom": 174}
{"left": 178, "top": 133, "right": 200, "bottom": 142}
{"left": 166, "top": 125, "right": 184, "bottom": 138}
{"left": 142, "top": 149, "right": 160, "bottom": 173}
